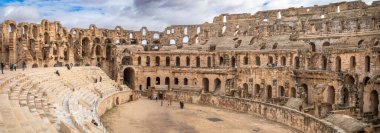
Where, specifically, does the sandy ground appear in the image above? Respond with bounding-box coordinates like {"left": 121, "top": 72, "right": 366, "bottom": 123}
{"left": 101, "top": 98, "right": 300, "bottom": 133}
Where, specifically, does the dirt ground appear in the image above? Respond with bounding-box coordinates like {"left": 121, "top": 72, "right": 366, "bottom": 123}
{"left": 101, "top": 98, "right": 300, "bottom": 133}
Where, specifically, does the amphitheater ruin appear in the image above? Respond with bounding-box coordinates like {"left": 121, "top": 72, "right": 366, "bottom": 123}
{"left": 1, "top": 1, "right": 380, "bottom": 133}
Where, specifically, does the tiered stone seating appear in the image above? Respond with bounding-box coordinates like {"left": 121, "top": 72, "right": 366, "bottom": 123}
{"left": 0, "top": 66, "right": 124, "bottom": 132}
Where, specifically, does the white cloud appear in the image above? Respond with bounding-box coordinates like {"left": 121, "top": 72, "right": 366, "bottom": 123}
{"left": 0, "top": 0, "right": 376, "bottom": 31}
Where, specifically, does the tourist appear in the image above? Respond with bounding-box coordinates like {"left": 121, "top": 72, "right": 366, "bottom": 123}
{"left": 155, "top": 97, "right": 158, "bottom": 102}
{"left": 13, "top": 63, "right": 17, "bottom": 71}
{"left": 22, "top": 62, "right": 26, "bottom": 71}
{"left": 10, "top": 63, "right": 13, "bottom": 71}
{"left": 0, "top": 62, "right": 4, "bottom": 74}
{"left": 161, "top": 99, "right": 163, "bottom": 106}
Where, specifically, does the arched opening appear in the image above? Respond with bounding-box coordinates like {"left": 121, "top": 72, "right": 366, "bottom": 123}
{"left": 267, "top": 85, "right": 272, "bottom": 99}
{"left": 165, "top": 57, "right": 170, "bottom": 66}
{"left": 301, "top": 84, "right": 310, "bottom": 104}
{"left": 358, "top": 39, "right": 364, "bottom": 46}
{"left": 146, "top": 56, "right": 150, "bottom": 66}
{"left": 281, "top": 56, "right": 286, "bottom": 66}
{"left": 219, "top": 56, "right": 224, "bottom": 65}
{"left": 268, "top": 56, "right": 273, "bottom": 64}
{"left": 82, "top": 37, "right": 90, "bottom": 57}
{"left": 176, "top": 57, "right": 180, "bottom": 67}
{"left": 174, "top": 78, "right": 179, "bottom": 85}
{"left": 231, "top": 56, "right": 236, "bottom": 67}
{"left": 327, "top": 86, "right": 335, "bottom": 104}
{"left": 321, "top": 56, "right": 327, "bottom": 70}
{"left": 95, "top": 45, "right": 102, "bottom": 56}
{"left": 146, "top": 77, "right": 151, "bottom": 90}
{"left": 165, "top": 77, "right": 170, "bottom": 89}
{"left": 243, "top": 83, "right": 249, "bottom": 98}
{"left": 137, "top": 56, "right": 141, "bottom": 65}
{"left": 153, "top": 33, "right": 160, "bottom": 40}
{"left": 256, "top": 56, "right": 261, "bottom": 66}
{"left": 207, "top": 57, "right": 212, "bottom": 67}
{"left": 186, "top": 56, "right": 190, "bottom": 66}
{"left": 124, "top": 67, "right": 135, "bottom": 89}
{"left": 183, "top": 36, "right": 189, "bottom": 44}
{"left": 32, "top": 63, "right": 38, "bottom": 68}
{"left": 279, "top": 86, "right": 285, "bottom": 97}
{"left": 106, "top": 45, "right": 112, "bottom": 61}
{"left": 243, "top": 56, "right": 249, "bottom": 65}
{"left": 196, "top": 56, "right": 201, "bottom": 67}
{"left": 365, "top": 56, "right": 370, "bottom": 72}
{"left": 350, "top": 56, "right": 356, "bottom": 69}
{"left": 169, "top": 39, "right": 176, "bottom": 45}
{"left": 254, "top": 84, "right": 261, "bottom": 97}
{"left": 122, "top": 56, "right": 131, "bottom": 65}
{"left": 214, "top": 78, "right": 221, "bottom": 92}
{"left": 44, "top": 32, "right": 50, "bottom": 44}
{"left": 335, "top": 56, "right": 341, "bottom": 72}
{"left": 203, "top": 78, "right": 209, "bottom": 93}
{"left": 290, "top": 87, "right": 296, "bottom": 98}
{"left": 155, "top": 56, "right": 160, "bottom": 66}
{"left": 322, "top": 41, "right": 330, "bottom": 47}
{"left": 370, "top": 90, "right": 379, "bottom": 116}
{"left": 310, "top": 42, "right": 316, "bottom": 52}
{"left": 156, "top": 77, "right": 160, "bottom": 85}
{"left": 272, "top": 43, "right": 278, "bottom": 49}
{"left": 184, "top": 78, "right": 188, "bottom": 85}
{"left": 342, "top": 87, "right": 349, "bottom": 106}
{"left": 363, "top": 77, "right": 370, "bottom": 86}
{"left": 295, "top": 56, "right": 300, "bottom": 69}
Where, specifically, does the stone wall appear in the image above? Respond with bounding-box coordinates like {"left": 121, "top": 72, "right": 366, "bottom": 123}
{"left": 170, "top": 91, "right": 346, "bottom": 133}
{"left": 96, "top": 90, "right": 140, "bottom": 116}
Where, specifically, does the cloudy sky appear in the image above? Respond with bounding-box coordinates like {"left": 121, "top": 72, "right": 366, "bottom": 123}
{"left": 0, "top": 0, "right": 375, "bottom": 31}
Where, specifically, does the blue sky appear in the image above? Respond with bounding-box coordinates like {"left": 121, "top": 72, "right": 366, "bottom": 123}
{"left": 0, "top": 0, "right": 375, "bottom": 31}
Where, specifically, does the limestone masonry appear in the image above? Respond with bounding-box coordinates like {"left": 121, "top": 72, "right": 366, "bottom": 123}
{"left": 1, "top": 1, "right": 380, "bottom": 132}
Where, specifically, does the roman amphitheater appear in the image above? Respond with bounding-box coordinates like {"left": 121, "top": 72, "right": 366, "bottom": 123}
{"left": 1, "top": 1, "right": 380, "bottom": 133}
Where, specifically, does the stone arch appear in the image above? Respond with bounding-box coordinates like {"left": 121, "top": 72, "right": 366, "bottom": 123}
{"left": 294, "top": 56, "right": 300, "bottom": 69}
{"left": 153, "top": 33, "right": 160, "bottom": 40}
{"left": 321, "top": 56, "right": 327, "bottom": 70}
{"left": 203, "top": 78, "right": 209, "bottom": 93}
{"left": 214, "top": 78, "right": 221, "bottom": 92}
{"left": 310, "top": 42, "right": 316, "bottom": 52}
{"left": 370, "top": 90, "right": 379, "bottom": 116}
{"left": 335, "top": 56, "right": 341, "bottom": 72}
{"left": 137, "top": 56, "right": 141, "bottom": 65}
{"left": 255, "top": 56, "right": 261, "bottom": 66}
{"left": 44, "top": 32, "right": 50, "bottom": 44}
{"left": 170, "top": 39, "right": 176, "bottom": 45}
{"left": 301, "top": 84, "right": 310, "bottom": 104}
{"left": 207, "top": 56, "right": 212, "bottom": 67}
{"left": 350, "top": 56, "right": 356, "bottom": 69}
{"left": 176, "top": 56, "right": 180, "bottom": 67}
{"left": 322, "top": 41, "right": 330, "bottom": 47}
{"left": 243, "top": 56, "right": 249, "bottom": 65}
{"left": 231, "top": 56, "right": 236, "bottom": 67}
{"left": 146, "top": 77, "right": 151, "bottom": 89}
{"left": 341, "top": 87, "right": 349, "bottom": 106}
{"left": 82, "top": 37, "right": 90, "bottom": 57}
{"left": 122, "top": 56, "right": 131, "bottom": 65}
{"left": 268, "top": 56, "right": 273, "bottom": 64}
{"left": 280, "top": 56, "right": 286, "bottom": 66}
{"left": 165, "top": 56, "right": 170, "bottom": 66}
{"left": 184, "top": 78, "right": 188, "bottom": 85}
{"left": 243, "top": 83, "right": 249, "bottom": 97}
{"left": 326, "top": 86, "right": 335, "bottom": 104}
{"left": 155, "top": 56, "right": 160, "bottom": 66}
{"left": 146, "top": 56, "right": 150, "bottom": 66}
{"left": 358, "top": 39, "right": 364, "bottom": 46}
{"left": 95, "top": 45, "right": 102, "bottom": 56}
{"left": 32, "top": 63, "right": 38, "bottom": 68}
{"left": 365, "top": 56, "right": 370, "bottom": 72}
{"left": 174, "top": 78, "right": 179, "bottom": 85}
{"left": 266, "top": 85, "right": 272, "bottom": 99}
{"left": 186, "top": 56, "right": 190, "bottom": 66}
{"left": 165, "top": 77, "right": 170, "bottom": 88}
{"left": 363, "top": 77, "right": 370, "bottom": 86}
{"left": 279, "top": 86, "right": 285, "bottom": 97}
{"left": 156, "top": 77, "right": 160, "bottom": 85}
{"left": 290, "top": 87, "right": 296, "bottom": 98}
{"left": 254, "top": 84, "right": 260, "bottom": 97}
{"left": 272, "top": 43, "right": 278, "bottom": 49}
{"left": 183, "top": 36, "right": 189, "bottom": 44}
{"left": 196, "top": 56, "right": 201, "bottom": 67}
{"left": 124, "top": 67, "right": 135, "bottom": 89}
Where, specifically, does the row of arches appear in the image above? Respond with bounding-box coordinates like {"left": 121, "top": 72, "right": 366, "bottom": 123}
{"left": 137, "top": 56, "right": 213, "bottom": 68}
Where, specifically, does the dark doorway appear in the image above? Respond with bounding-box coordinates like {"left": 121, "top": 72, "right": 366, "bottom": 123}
{"left": 124, "top": 67, "right": 135, "bottom": 89}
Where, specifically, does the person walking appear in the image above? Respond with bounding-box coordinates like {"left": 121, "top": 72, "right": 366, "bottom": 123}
{"left": 1, "top": 62, "right": 4, "bottom": 74}
{"left": 13, "top": 63, "right": 17, "bottom": 71}
{"left": 22, "top": 62, "right": 26, "bottom": 71}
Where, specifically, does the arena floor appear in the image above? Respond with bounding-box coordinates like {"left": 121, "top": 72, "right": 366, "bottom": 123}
{"left": 101, "top": 98, "right": 299, "bottom": 133}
